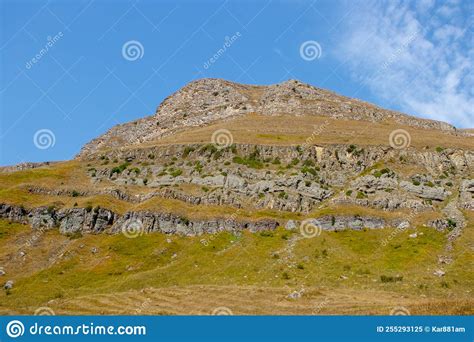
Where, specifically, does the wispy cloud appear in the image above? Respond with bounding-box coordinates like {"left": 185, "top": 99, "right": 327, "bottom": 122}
{"left": 337, "top": 0, "right": 473, "bottom": 128}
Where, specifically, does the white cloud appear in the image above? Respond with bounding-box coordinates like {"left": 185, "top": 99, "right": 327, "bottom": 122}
{"left": 336, "top": 0, "right": 473, "bottom": 128}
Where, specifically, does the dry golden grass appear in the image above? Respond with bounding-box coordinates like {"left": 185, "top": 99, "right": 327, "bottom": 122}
{"left": 2, "top": 220, "right": 472, "bottom": 316}
{"left": 5, "top": 285, "right": 469, "bottom": 316}
{"left": 138, "top": 114, "right": 473, "bottom": 150}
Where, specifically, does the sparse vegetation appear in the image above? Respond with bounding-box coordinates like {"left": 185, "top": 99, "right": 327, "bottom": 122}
{"left": 110, "top": 162, "right": 130, "bottom": 175}
{"left": 380, "top": 275, "right": 403, "bottom": 283}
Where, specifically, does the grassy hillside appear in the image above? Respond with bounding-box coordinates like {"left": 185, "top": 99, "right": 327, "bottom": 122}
{"left": 142, "top": 114, "right": 474, "bottom": 150}
{"left": 0, "top": 217, "right": 472, "bottom": 315}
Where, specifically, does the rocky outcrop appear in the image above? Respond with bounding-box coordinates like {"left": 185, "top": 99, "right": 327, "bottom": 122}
{"left": 304, "top": 215, "right": 387, "bottom": 231}
{"left": 0, "top": 203, "right": 278, "bottom": 236}
{"left": 0, "top": 161, "right": 58, "bottom": 173}
{"left": 0, "top": 203, "right": 415, "bottom": 236}
{"left": 400, "top": 181, "right": 451, "bottom": 201}
{"left": 459, "top": 179, "right": 474, "bottom": 210}
{"left": 77, "top": 78, "right": 460, "bottom": 158}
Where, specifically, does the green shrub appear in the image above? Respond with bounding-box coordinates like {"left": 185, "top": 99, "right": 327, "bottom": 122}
{"left": 199, "top": 144, "right": 218, "bottom": 155}
{"left": 301, "top": 166, "right": 318, "bottom": 176}
{"left": 447, "top": 219, "right": 457, "bottom": 230}
{"left": 232, "top": 155, "right": 263, "bottom": 169}
{"left": 110, "top": 162, "right": 130, "bottom": 175}
{"left": 347, "top": 144, "right": 357, "bottom": 153}
{"left": 194, "top": 161, "right": 203, "bottom": 173}
{"left": 425, "top": 181, "right": 434, "bottom": 187}
{"left": 170, "top": 169, "right": 183, "bottom": 177}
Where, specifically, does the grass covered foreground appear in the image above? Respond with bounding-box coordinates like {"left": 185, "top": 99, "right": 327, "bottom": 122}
{"left": 0, "top": 218, "right": 472, "bottom": 315}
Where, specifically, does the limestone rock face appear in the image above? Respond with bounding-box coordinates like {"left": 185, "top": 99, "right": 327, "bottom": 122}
{"left": 400, "top": 181, "right": 451, "bottom": 201}
{"left": 77, "top": 78, "right": 457, "bottom": 158}
{"left": 460, "top": 179, "right": 474, "bottom": 209}
{"left": 0, "top": 203, "right": 278, "bottom": 236}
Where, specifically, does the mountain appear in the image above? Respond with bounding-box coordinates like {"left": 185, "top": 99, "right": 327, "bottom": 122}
{"left": 78, "top": 78, "right": 460, "bottom": 157}
{"left": 0, "top": 78, "right": 472, "bottom": 315}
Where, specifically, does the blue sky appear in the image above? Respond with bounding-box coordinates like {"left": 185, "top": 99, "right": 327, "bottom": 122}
{"left": 0, "top": 0, "right": 472, "bottom": 166}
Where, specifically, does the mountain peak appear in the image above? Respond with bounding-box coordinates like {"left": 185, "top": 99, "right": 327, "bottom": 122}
{"left": 77, "top": 78, "right": 457, "bottom": 158}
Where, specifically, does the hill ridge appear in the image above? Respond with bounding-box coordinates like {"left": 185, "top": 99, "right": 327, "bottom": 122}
{"left": 77, "top": 78, "right": 459, "bottom": 158}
